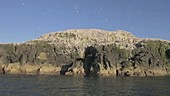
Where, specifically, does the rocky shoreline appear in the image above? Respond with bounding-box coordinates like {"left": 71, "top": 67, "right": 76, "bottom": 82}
{"left": 0, "top": 29, "right": 170, "bottom": 76}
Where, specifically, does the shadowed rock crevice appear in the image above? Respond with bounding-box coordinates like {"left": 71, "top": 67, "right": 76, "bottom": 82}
{"left": 166, "top": 49, "right": 170, "bottom": 59}
{"left": 83, "top": 46, "right": 100, "bottom": 76}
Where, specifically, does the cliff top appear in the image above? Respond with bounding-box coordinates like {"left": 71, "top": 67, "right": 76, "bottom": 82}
{"left": 37, "top": 29, "right": 137, "bottom": 40}
{"left": 27, "top": 29, "right": 140, "bottom": 49}
{"left": 26, "top": 29, "right": 169, "bottom": 50}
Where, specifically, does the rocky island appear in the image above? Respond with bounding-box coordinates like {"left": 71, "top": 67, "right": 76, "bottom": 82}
{"left": 0, "top": 29, "right": 170, "bottom": 76}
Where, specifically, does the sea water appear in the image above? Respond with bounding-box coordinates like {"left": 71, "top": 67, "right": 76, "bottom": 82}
{"left": 0, "top": 74, "right": 169, "bottom": 96}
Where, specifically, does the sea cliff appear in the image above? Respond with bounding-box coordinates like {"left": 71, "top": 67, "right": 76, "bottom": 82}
{"left": 0, "top": 29, "right": 170, "bottom": 76}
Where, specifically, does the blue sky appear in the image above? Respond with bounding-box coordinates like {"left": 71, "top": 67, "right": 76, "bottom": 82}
{"left": 0, "top": 0, "right": 170, "bottom": 43}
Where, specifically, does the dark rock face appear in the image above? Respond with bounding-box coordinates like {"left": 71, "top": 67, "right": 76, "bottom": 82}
{"left": 0, "top": 43, "right": 73, "bottom": 66}
{"left": 0, "top": 40, "right": 170, "bottom": 76}
{"left": 133, "top": 40, "right": 170, "bottom": 76}
{"left": 60, "top": 62, "right": 73, "bottom": 75}
{"left": 166, "top": 49, "right": 170, "bottom": 59}
{"left": 81, "top": 40, "right": 170, "bottom": 76}
{"left": 83, "top": 45, "right": 131, "bottom": 76}
{"left": 83, "top": 46, "right": 100, "bottom": 76}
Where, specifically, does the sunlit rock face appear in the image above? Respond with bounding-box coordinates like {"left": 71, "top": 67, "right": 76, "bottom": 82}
{"left": 0, "top": 29, "right": 170, "bottom": 76}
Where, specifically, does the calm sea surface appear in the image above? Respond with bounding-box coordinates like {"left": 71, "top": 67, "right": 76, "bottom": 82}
{"left": 0, "top": 74, "right": 169, "bottom": 96}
